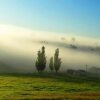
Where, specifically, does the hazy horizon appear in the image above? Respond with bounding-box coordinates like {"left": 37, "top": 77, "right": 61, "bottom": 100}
{"left": 0, "top": 0, "right": 100, "bottom": 73}
{"left": 0, "top": 25, "right": 100, "bottom": 73}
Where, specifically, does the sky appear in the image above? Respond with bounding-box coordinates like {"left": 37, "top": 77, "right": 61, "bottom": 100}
{"left": 0, "top": 0, "right": 100, "bottom": 38}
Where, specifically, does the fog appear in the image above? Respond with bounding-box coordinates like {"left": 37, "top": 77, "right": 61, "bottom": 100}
{"left": 0, "top": 25, "right": 100, "bottom": 73}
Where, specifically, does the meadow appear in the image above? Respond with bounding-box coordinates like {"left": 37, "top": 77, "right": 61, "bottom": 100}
{"left": 0, "top": 73, "right": 100, "bottom": 100}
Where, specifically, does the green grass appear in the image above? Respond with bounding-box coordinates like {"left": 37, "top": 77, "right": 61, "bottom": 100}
{"left": 0, "top": 73, "right": 100, "bottom": 99}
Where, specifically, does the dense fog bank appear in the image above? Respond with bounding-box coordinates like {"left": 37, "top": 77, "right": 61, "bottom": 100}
{"left": 0, "top": 25, "right": 100, "bottom": 73}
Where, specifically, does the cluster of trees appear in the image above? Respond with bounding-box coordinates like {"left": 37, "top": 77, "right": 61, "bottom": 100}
{"left": 35, "top": 46, "right": 61, "bottom": 73}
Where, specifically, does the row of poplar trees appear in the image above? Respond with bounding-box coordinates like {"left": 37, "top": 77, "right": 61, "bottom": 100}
{"left": 35, "top": 46, "right": 61, "bottom": 72}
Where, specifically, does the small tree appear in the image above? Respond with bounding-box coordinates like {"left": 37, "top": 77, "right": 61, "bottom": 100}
{"left": 35, "top": 46, "right": 46, "bottom": 72}
{"left": 54, "top": 48, "right": 61, "bottom": 73}
{"left": 49, "top": 57, "right": 54, "bottom": 72}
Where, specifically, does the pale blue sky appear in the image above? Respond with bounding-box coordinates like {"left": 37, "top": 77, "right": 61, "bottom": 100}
{"left": 0, "top": 0, "right": 100, "bottom": 38}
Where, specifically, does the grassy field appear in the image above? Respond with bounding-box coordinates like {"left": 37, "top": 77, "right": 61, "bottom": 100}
{"left": 0, "top": 73, "right": 100, "bottom": 100}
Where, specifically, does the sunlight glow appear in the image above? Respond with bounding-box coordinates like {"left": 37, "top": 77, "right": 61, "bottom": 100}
{"left": 0, "top": 24, "right": 100, "bottom": 72}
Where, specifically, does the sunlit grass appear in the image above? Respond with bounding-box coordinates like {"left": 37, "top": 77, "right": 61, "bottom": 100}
{"left": 0, "top": 73, "right": 100, "bottom": 99}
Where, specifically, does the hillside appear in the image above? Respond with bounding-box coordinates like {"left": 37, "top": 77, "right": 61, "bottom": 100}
{"left": 0, "top": 73, "right": 100, "bottom": 100}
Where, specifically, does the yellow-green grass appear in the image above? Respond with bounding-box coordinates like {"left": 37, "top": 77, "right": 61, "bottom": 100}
{"left": 0, "top": 73, "right": 100, "bottom": 99}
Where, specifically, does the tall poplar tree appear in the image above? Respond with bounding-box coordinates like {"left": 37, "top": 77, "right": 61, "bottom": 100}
{"left": 35, "top": 46, "right": 46, "bottom": 72}
{"left": 54, "top": 48, "right": 61, "bottom": 73}
{"left": 49, "top": 57, "right": 54, "bottom": 72}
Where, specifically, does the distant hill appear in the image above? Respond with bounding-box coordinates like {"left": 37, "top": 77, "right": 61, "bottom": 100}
{"left": 0, "top": 61, "right": 15, "bottom": 73}
{"left": 89, "top": 67, "right": 100, "bottom": 74}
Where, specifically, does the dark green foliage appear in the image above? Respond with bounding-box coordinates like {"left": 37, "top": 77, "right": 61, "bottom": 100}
{"left": 49, "top": 57, "right": 54, "bottom": 71}
{"left": 54, "top": 48, "right": 61, "bottom": 72}
{"left": 35, "top": 46, "right": 46, "bottom": 72}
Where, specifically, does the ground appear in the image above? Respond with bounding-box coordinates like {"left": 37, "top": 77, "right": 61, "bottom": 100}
{"left": 0, "top": 73, "right": 100, "bottom": 100}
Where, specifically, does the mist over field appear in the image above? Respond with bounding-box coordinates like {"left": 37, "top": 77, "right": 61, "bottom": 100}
{"left": 0, "top": 25, "right": 100, "bottom": 73}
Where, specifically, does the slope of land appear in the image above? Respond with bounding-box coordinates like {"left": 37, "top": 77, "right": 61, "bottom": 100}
{"left": 0, "top": 73, "right": 100, "bottom": 100}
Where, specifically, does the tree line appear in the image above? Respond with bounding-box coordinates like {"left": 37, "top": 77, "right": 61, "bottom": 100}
{"left": 35, "top": 46, "right": 61, "bottom": 73}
